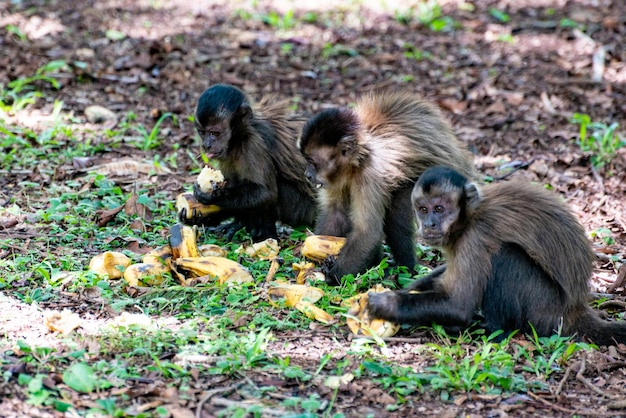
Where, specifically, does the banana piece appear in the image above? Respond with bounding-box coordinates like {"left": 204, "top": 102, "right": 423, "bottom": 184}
{"left": 123, "top": 262, "right": 170, "bottom": 287}
{"left": 142, "top": 245, "right": 173, "bottom": 265}
{"left": 173, "top": 256, "right": 253, "bottom": 285}
{"left": 176, "top": 192, "right": 220, "bottom": 220}
{"left": 235, "top": 238, "right": 280, "bottom": 260}
{"left": 196, "top": 165, "right": 225, "bottom": 193}
{"left": 88, "top": 251, "right": 132, "bottom": 279}
{"left": 267, "top": 283, "right": 325, "bottom": 306}
{"left": 168, "top": 223, "right": 200, "bottom": 259}
{"left": 346, "top": 285, "right": 400, "bottom": 338}
{"left": 198, "top": 244, "right": 228, "bottom": 258}
{"left": 294, "top": 301, "right": 334, "bottom": 324}
{"left": 301, "top": 235, "right": 346, "bottom": 263}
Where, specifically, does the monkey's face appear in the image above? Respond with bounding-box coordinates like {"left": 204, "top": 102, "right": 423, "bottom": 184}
{"left": 301, "top": 144, "right": 351, "bottom": 188}
{"left": 412, "top": 191, "right": 461, "bottom": 248}
{"left": 194, "top": 117, "right": 231, "bottom": 160}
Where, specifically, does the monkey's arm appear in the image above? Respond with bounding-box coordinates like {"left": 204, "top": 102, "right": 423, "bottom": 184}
{"left": 193, "top": 179, "right": 277, "bottom": 211}
{"left": 315, "top": 203, "right": 352, "bottom": 237}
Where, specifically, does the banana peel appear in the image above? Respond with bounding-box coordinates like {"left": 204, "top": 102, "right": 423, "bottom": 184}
{"left": 123, "top": 262, "right": 170, "bottom": 287}
{"left": 346, "top": 285, "right": 400, "bottom": 338}
{"left": 268, "top": 282, "right": 334, "bottom": 323}
{"left": 168, "top": 223, "right": 200, "bottom": 259}
{"left": 142, "top": 245, "right": 173, "bottom": 265}
{"left": 198, "top": 244, "right": 228, "bottom": 257}
{"left": 235, "top": 238, "right": 280, "bottom": 260}
{"left": 88, "top": 251, "right": 132, "bottom": 279}
{"left": 301, "top": 235, "right": 346, "bottom": 263}
{"left": 294, "top": 301, "right": 334, "bottom": 324}
{"left": 292, "top": 261, "right": 323, "bottom": 285}
{"left": 173, "top": 256, "right": 253, "bottom": 285}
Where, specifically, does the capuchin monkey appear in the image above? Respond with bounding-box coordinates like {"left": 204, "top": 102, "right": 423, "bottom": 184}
{"left": 182, "top": 84, "right": 317, "bottom": 241}
{"left": 368, "top": 166, "right": 626, "bottom": 345}
{"left": 297, "top": 92, "right": 476, "bottom": 285}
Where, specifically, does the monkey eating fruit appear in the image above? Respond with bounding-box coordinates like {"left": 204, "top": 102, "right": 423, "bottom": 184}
{"left": 367, "top": 166, "right": 626, "bottom": 345}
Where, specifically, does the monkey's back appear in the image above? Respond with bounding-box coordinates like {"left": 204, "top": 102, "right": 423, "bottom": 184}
{"left": 355, "top": 92, "right": 476, "bottom": 188}
{"left": 471, "top": 181, "right": 594, "bottom": 306}
{"left": 255, "top": 101, "right": 317, "bottom": 225}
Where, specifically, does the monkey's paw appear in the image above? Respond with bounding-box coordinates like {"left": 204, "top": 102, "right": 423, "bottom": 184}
{"left": 366, "top": 291, "right": 399, "bottom": 321}
{"left": 193, "top": 181, "right": 225, "bottom": 204}
{"left": 321, "top": 256, "right": 341, "bottom": 286}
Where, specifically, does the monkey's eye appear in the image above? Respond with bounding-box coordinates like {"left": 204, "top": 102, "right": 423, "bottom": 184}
{"left": 434, "top": 205, "right": 444, "bottom": 213}
{"left": 418, "top": 207, "right": 428, "bottom": 214}
{"left": 209, "top": 131, "right": 220, "bottom": 138}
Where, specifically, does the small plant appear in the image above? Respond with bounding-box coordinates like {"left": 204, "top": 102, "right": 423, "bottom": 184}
{"left": 261, "top": 9, "right": 296, "bottom": 31}
{"left": 590, "top": 227, "right": 615, "bottom": 245}
{"left": 571, "top": 113, "right": 626, "bottom": 169}
{"left": 416, "top": 0, "right": 459, "bottom": 32}
{"left": 134, "top": 112, "right": 176, "bottom": 150}
{"left": 516, "top": 325, "right": 590, "bottom": 378}
{"left": 489, "top": 8, "right": 510, "bottom": 23}
{"left": 0, "top": 60, "right": 66, "bottom": 113}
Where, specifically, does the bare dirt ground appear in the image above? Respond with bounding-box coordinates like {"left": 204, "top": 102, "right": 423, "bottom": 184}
{"left": 1, "top": 0, "right": 626, "bottom": 416}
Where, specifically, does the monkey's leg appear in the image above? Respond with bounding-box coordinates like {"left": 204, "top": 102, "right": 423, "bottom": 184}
{"left": 315, "top": 204, "right": 352, "bottom": 237}
{"left": 384, "top": 186, "right": 417, "bottom": 268}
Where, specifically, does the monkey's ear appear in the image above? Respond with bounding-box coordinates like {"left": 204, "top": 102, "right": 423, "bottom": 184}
{"left": 239, "top": 103, "right": 253, "bottom": 120}
{"left": 338, "top": 135, "right": 357, "bottom": 156}
{"left": 464, "top": 182, "right": 481, "bottom": 210}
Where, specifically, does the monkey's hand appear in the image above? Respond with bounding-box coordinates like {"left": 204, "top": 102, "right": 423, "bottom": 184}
{"left": 193, "top": 181, "right": 226, "bottom": 204}
{"left": 366, "top": 291, "right": 399, "bottom": 322}
{"left": 321, "top": 256, "right": 341, "bottom": 286}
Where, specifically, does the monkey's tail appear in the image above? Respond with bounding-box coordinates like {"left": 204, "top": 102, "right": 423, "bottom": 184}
{"left": 570, "top": 309, "right": 626, "bottom": 346}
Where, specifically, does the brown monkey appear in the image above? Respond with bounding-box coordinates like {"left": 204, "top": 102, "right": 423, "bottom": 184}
{"left": 182, "top": 84, "right": 317, "bottom": 241}
{"left": 297, "top": 92, "right": 476, "bottom": 285}
{"left": 368, "top": 166, "right": 626, "bottom": 345}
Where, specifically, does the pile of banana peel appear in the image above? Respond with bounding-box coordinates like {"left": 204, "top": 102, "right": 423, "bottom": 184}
{"left": 87, "top": 191, "right": 400, "bottom": 338}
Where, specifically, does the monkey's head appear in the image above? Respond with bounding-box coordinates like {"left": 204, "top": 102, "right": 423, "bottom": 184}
{"left": 411, "top": 166, "right": 481, "bottom": 248}
{"left": 194, "top": 84, "right": 253, "bottom": 160}
{"left": 297, "top": 108, "right": 364, "bottom": 188}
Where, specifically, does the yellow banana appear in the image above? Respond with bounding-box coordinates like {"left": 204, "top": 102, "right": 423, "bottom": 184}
{"left": 173, "top": 256, "right": 253, "bottom": 285}
{"left": 198, "top": 244, "right": 228, "bottom": 258}
{"left": 346, "top": 285, "right": 400, "bottom": 338}
{"left": 301, "top": 235, "right": 346, "bottom": 263}
{"left": 168, "top": 223, "right": 200, "bottom": 259}
{"left": 123, "top": 262, "right": 170, "bottom": 287}
{"left": 88, "top": 251, "right": 132, "bottom": 279}
{"left": 142, "top": 245, "right": 173, "bottom": 265}
{"left": 294, "top": 301, "right": 334, "bottom": 324}
{"left": 267, "top": 283, "right": 325, "bottom": 306}
{"left": 176, "top": 192, "right": 220, "bottom": 220}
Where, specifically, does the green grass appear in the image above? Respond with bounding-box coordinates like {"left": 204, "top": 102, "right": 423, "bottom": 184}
{"left": 571, "top": 113, "right": 626, "bottom": 170}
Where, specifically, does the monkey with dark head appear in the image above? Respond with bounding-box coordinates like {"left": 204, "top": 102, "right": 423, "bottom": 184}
{"left": 297, "top": 92, "right": 476, "bottom": 285}
{"left": 182, "top": 84, "right": 317, "bottom": 241}
{"left": 368, "top": 166, "right": 626, "bottom": 345}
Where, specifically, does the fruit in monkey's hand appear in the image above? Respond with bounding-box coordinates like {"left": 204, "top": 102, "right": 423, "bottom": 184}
{"left": 196, "top": 165, "right": 225, "bottom": 193}
{"left": 176, "top": 192, "right": 220, "bottom": 220}
{"left": 346, "top": 285, "right": 400, "bottom": 338}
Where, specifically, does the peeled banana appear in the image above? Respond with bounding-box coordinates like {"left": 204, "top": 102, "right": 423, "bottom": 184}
{"left": 88, "top": 251, "right": 132, "bottom": 279}
{"left": 294, "top": 301, "right": 334, "bottom": 324}
{"left": 173, "top": 256, "right": 253, "bottom": 285}
{"left": 168, "top": 223, "right": 200, "bottom": 259}
{"left": 176, "top": 192, "right": 220, "bottom": 220}
{"left": 301, "top": 235, "right": 346, "bottom": 263}
{"left": 123, "top": 262, "right": 170, "bottom": 287}
{"left": 196, "top": 165, "right": 225, "bottom": 193}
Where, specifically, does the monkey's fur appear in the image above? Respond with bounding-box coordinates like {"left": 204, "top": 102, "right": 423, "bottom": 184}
{"left": 368, "top": 166, "right": 626, "bottom": 345}
{"left": 186, "top": 84, "right": 317, "bottom": 241}
{"left": 297, "top": 92, "right": 476, "bottom": 285}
